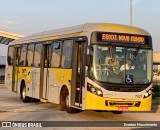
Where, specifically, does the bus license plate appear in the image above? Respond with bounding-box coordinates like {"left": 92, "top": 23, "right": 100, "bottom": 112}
{"left": 118, "top": 107, "right": 128, "bottom": 111}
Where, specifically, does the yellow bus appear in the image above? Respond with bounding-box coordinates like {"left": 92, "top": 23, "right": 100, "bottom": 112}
{"left": 5, "top": 23, "right": 153, "bottom": 113}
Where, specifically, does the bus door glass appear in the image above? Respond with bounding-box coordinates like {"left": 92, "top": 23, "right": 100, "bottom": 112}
{"left": 12, "top": 46, "right": 21, "bottom": 92}
{"left": 32, "top": 43, "right": 42, "bottom": 99}
{"left": 42, "top": 44, "right": 51, "bottom": 99}
{"left": 71, "top": 39, "right": 86, "bottom": 107}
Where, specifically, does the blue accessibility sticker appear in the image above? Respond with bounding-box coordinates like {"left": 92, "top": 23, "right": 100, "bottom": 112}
{"left": 125, "top": 75, "right": 133, "bottom": 84}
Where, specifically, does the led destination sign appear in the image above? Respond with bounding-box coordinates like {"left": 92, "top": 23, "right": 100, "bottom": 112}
{"left": 97, "top": 33, "right": 146, "bottom": 44}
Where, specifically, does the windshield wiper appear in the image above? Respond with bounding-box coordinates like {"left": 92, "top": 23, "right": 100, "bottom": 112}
{"left": 127, "top": 45, "right": 141, "bottom": 70}
{"left": 131, "top": 45, "right": 140, "bottom": 62}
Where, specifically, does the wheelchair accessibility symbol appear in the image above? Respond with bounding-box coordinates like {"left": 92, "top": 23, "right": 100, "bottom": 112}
{"left": 125, "top": 75, "right": 133, "bottom": 84}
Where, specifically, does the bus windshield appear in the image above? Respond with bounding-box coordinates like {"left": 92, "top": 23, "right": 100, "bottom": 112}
{"left": 89, "top": 44, "right": 152, "bottom": 84}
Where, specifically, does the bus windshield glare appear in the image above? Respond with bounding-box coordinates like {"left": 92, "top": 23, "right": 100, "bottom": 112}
{"left": 89, "top": 44, "right": 152, "bottom": 84}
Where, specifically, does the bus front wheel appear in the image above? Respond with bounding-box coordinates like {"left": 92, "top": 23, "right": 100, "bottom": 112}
{"left": 60, "top": 88, "right": 78, "bottom": 113}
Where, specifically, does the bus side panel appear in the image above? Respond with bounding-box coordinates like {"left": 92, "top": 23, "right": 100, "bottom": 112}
{"left": 16, "top": 67, "right": 32, "bottom": 96}
{"left": 5, "top": 66, "right": 13, "bottom": 91}
{"left": 16, "top": 67, "right": 41, "bottom": 99}
{"left": 48, "top": 68, "right": 72, "bottom": 104}
{"left": 31, "top": 67, "right": 41, "bottom": 99}
{"left": 25, "top": 67, "right": 34, "bottom": 98}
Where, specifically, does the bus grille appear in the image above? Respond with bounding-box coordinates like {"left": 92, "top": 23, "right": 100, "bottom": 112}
{"left": 107, "top": 86, "right": 144, "bottom": 92}
{"left": 105, "top": 100, "right": 141, "bottom": 107}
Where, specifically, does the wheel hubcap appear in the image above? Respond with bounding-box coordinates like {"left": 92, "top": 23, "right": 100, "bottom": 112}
{"left": 22, "top": 88, "right": 26, "bottom": 100}
{"left": 66, "top": 95, "right": 69, "bottom": 108}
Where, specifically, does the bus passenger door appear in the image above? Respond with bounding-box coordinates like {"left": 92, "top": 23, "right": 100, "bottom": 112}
{"left": 12, "top": 46, "right": 21, "bottom": 92}
{"left": 71, "top": 38, "right": 87, "bottom": 108}
{"left": 41, "top": 44, "right": 51, "bottom": 99}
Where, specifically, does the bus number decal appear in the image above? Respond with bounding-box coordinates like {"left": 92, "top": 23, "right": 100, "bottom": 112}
{"left": 22, "top": 69, "right": 26, "bottom": 73}
{"left": 135, "top": 95, "right": 142, "bottom": 98}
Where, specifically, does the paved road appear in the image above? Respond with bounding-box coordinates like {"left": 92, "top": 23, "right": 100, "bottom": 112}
{"left": 0, "top": 84, "right": 160, "bottom": 130}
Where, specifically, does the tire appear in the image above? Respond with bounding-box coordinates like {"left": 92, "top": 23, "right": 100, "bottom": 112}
{"left": 65, "top": 94, "right": 79, "bottom": 113}
{"left": 60, "top": 89, "right": 67, "bottom": 111}
{"left": 60, "top": 88, "right": 79, "bottom": 113}
{"left": 21, "top": 84, "right": 31, "bottom": 103}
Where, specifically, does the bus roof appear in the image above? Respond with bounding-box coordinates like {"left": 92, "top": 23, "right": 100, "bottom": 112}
{"left": 9, "top": 23, "right": 150, "bottom": 45}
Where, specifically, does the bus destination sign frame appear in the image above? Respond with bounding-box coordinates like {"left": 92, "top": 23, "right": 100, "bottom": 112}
{"left": 97, "top": 32, "right": 146, "bottom": 44}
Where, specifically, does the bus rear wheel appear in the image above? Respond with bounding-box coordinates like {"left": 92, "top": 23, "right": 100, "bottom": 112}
{"left": 21, "top": 84, "right": 31, "bottom": 103}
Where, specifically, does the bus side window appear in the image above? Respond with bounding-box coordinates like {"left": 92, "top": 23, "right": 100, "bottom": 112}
{"left": 61, "top": 40, "right": 73, "bottom": 68}
{"left": 26, "top": 44, "right": 35, "bottom": 66}
{"left": 7, "top": 46, "right": 14, "bottom": 66}
{"left": 51, "top": 41, "right": 62, "bottom": 68}
{"left": 34, "top": 43, "right": 42, "bottom": 67}
{"left": 19, "top": 45, "right": 27, "bottom": 66}
{"left": 16, "top": 47, "right": 21, "bottom": 66}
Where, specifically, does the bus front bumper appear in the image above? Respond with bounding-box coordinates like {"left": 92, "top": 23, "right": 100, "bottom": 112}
{"left": 85, "top": 92, "right": 152, "bottom": 111}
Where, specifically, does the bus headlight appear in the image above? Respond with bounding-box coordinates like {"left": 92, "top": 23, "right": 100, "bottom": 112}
{"left": 144, "top": 92, "right": 148, "bottom": 97}
{"left": 91, "top": 87, "right": 96, "bottom": 93}
{"left": 148, "top": 90, "right": 152, "bottom": 95}
{"left": 87, "top": 83, "right": 103, "bottom": 97}
{"left": 144, "top": 89, "right": 152, "bottom": 98}
{"left": 97, "top": 90, "right": 103, "bottom": 96}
